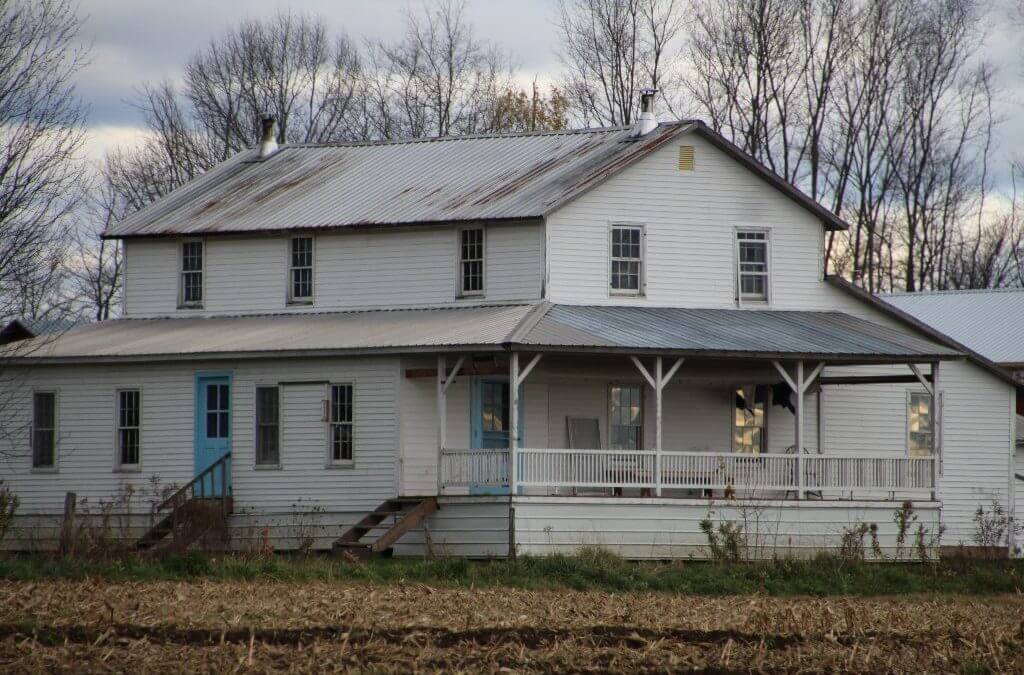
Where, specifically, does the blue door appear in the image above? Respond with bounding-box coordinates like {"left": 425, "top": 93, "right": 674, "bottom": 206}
{"left": 470, "top": 377, "right": 523, "bottom": 495}
{"left": 194, "top": 374, "right": 232, "bottom": 497}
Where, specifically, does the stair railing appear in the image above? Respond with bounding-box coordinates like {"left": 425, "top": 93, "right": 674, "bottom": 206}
{"left": 154, "top": 453, "right": 233, "bottom": 541}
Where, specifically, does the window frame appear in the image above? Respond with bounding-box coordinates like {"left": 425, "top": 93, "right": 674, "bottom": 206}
{"left": 906, "top": 390, "right": 934, "bottom": 458}
{"left": 735, "top": 228, "right": 771, "bottom": 306}
{"left": 178, "top": 239, "right": 205, "bottom": 309}
{"left": 731, "top": 385, "right": 770, "bottom": 455}
{"left": 608, "top": 383, "right": 644, "bottom": 451}
{"left": 326, "top": 383, "right": 355, "bottom": 467}
{"left": 608, "top": 223, "right": 645, "bottom": 297}
{"left": 114, "top": 388, "right": 142, "bottom": 471}
{"left": 254, "top": 384, "right": 282, "bottom": 469}
{"left": 286, "top": 235, "right": 315, "bottom": 305}
{"left": 31, "top": 389, "right": 58, "bottom": 471}
{"left": 457, "top": 227, "right": 486, "bottom": 298}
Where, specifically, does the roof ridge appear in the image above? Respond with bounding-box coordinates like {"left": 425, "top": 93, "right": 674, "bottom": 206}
{"left": 280, "top": 124, "right": 644, "bottom": 150}
{"left": 883, "top": 287, "right": 1024, "bottom": 298}
{"left": 97, "top": 303, "right": 536, "bottom": 323}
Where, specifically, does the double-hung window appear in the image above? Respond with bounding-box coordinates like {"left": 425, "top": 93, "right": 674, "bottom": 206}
{"left": 32, "top": 392, "right": 57, "bottom": 468}
{"left": 459, "top": 228, "right": 485, "bottom": 296}
{"left": 733, "top": 386, "right": 768, "bottom": 454}
{"left": 736, "top": 231, "right": 769, "bottom": 302}
{"left": 610, "top": 224, "right": 643, "bottom": 295}
{"left": 609, "top": 385, "right": 642, "bottom": 450}
{"left": 907, "top": 392, "right": 933, "bottom": 458}
{"left": 180, "top": 240, "right": 204, "bottom": 307}
{"left": 288, "top": 236, "right": 314, "bottom": 303}
{"left": 116, "top": 389, "right": 141, "bottom": 468}
{"left": 329, "top": 384, "right": 354, "bottom": 464}
{"left": 255, "top": 386, "right": 280, "bottom": 466}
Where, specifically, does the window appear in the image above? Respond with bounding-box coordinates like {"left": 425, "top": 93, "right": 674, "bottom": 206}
{"left": 206, "top": 383, "right": 230, "bottom": 439}
{"left": 459, "top": 228, "right": 484, "bottom": 296}
{"left": 737, "top": 231, "right": 768, "bottom": 302}
{"left": 180, "top": 241, "right": 204, "bottom": 307}
{"left": 907, "top": 392, "right": 933, "bottom": 458}
{"left": 288, "top": 237, "right": 314, "bottom": 303}
{"left": 734, "top": 386, "right": 768, "bottom": 454}
{"left": 610, "top": 225, "right": 643, "bottom": 294}
{"left": 255, "top": 386, "right": 280, "bottom": 466}
{"left": 329, "top": 384, "right": 354, "bottom": 463}
{"left": 480, "top": 381, "right": 508, "bottom": 433}
{"left": 117, "top": 390, "right": 141, "bottom": 467}
{"left": 32, "top": 392, "right": 56, "bottom": 468}
{"left": 609, "top": 385, "right": 642, "bottom": 450}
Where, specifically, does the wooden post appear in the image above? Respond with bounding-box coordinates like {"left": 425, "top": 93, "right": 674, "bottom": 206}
{"left": 436, "top": 355, "right": 446, "bottom": 496}
{"left": 931, "top": 361, "right": 941, "bottom": 501}
{"left": 795, "top": 361, "right": 805, "bottom": 500}
{"left": 59, "top": 492, "right": 76, "bottom": 556}
{"left": 509, "top": 352, "right": 519, "bottom": 495}
{"left": 655, "top": 357, "right": 663, "bottom": 497}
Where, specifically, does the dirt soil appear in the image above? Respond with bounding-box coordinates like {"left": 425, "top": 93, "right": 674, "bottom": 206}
{"left": 1, "top": 579, "right": 1022, "bottom": 672}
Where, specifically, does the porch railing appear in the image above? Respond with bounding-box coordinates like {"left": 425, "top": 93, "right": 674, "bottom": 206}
{"left": 440, "top": 448, "right": 936, "bottom": 498}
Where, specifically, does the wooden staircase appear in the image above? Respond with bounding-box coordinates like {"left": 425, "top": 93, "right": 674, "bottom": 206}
{"left": 137, "top": 453, "right": 233, "bottom": 554}
{"left": 333, "top": 497, "right": 438, "bottom": 557}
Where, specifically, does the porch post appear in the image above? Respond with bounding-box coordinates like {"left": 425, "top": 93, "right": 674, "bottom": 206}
{"left": 436, "top": 355, "right": 446, "bottom": 495}
{"left": 655, "top": 357, "right": 663, "bottom": 497}
{"left": 795, "top": 360, "right": 805, "bottom": 500}
{"left": 931, "top": 361, "right": 941, "bottom": 500}
{"left": 509, "top": 352, "right": 519, "bottom": 494}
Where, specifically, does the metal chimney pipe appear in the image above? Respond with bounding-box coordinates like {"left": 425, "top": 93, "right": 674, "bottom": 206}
{"left": 259, "top": 115, "right": 278, "bottom": 158}
{"left": 633, "top": 89, "right": 658, "bottom": 136}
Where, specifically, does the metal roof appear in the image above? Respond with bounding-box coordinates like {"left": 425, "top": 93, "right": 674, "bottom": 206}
{"left": 515, "top": 305, "right": 960, "bottom": 362}
{"left": 6, "top": 302, "right": 958, "bottom": 364}
{"left": 6, "top": 305, "right": 533, "bottom": 362}
{"left": 882, "top": 288, "right": 1024, "bottom": 366}
{"left": 104, "top": 120, "right": 848, "bottom": 238}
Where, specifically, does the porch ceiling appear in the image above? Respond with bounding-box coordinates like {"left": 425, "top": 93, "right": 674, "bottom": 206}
{"left": 514, "top": 304, "right": 962, "bottom": 363}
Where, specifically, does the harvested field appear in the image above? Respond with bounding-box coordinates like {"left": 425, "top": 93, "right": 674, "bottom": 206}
{"left": 2, "top": 579, "right": 1022, "bottom": 672}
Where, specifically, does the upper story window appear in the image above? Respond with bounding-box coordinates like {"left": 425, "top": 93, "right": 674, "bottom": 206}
{"left": 32, "top": 391, "right": 57, "bottom": 468}
{"left": 610, "top": 224, "right": 643, "bottom": 295}
{"left": 117, "top": 389, "right": 141, "bottom": 468}
{"left": 459, "top": 228, "right": 485, "bottom": 297}
{"left": 288, "top": 236, "right": 314, "bottom": 304}
{"left": 179, "top": 240, "right": 204, "bottom": 307}
{"left": 907, "top": 392, "right": 933, "bottom": 458}
{"left": 736, "top": 231, "right": 769, "bottom": 303}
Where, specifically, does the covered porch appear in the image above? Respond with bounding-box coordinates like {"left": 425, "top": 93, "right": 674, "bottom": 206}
{"left": 418, "top": 304, "right": 960, "bottom": 503}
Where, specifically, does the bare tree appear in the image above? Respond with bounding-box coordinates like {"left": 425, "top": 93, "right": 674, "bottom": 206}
{"left": 555, "top": 0, "right": 685, "bottom": 126}
{"left": 0, "top": 0, "right": 87, "bottom": 323}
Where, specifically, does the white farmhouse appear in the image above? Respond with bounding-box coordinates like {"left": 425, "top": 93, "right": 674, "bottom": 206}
{"left": 1, "top": 100, "right": 1018, "bottom": 558}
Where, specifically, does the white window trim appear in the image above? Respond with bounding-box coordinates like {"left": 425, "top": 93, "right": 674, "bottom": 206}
{"left": 608, "top": 382, "right": 644, "bottom": 451}
{"left": 254, "top": 384, "right": 283, "bottom": 469}
{"left": 457, "top": 226, "right": 486, "bottom": 299}
{"left": 905, "top": 389, "right": 935, "bottom": 458}
{"left": 31, "top": 388, "right": 59, "bottom": 473}
{"left": 178, "top": 238, "right": 205, "bottom": 309}
{"left": 734, "top": 227, "right": 771, "bottom": 307}
{"left": 326, "top": 382, "right": 355, "bottom": 468}
{"left": 286, "top": 235, "right": 315, "bottom": 306}
{"left": 113, "top": 387, "right": 143, "bottom": 472}
{"left": 730, "top": 385, "right": 769, "bottom": 455}
{"left": 608, "top": 223, "right": 646, "bottom": 297}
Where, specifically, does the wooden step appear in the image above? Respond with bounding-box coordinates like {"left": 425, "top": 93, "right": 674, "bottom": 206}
{"left": 372, "top": 497, "right": 438, "bottom": 552}
{"left": 333, "top": 497, "right": 439, "bottom": 554}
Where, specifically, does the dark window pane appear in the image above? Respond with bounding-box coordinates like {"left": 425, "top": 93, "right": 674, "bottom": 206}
{"left": 206, "top": 412, "right": 218, "bottom": 438}
{"left": 219, "top": 412, "right": 229, "bottom": 438}
{"left": 207, "top": 385, "right": 218, "bottom": 410}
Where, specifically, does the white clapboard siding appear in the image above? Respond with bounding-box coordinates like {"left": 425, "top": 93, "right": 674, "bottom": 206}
{"left": 545, "top": 133, "right": 826, "bottom": 309}
{"left": 122, "top": 222, "right": 543, "bottom": 318}
{"left": 0, "top": 357, "right": 400, "bottom": 517}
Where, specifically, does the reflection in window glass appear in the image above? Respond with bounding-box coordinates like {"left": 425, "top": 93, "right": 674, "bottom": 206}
{"left": 734, "top": 386, "right": 768, "bottom": 454}
{"left": 908, "top": 392, "right": 933, "bottom": 457}
{"left": 610, "top": 385, "right": 642, "bottom": 450}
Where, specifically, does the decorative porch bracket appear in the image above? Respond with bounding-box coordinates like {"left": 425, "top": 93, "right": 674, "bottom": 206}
{"left": 630, "top": 356, "right": 685, "bottom": 496}
{"left": 436, "top": 355, "right": 467, "bottom": 494}
{"left": 771, "top": 360, "right": 825, "bottom": 499}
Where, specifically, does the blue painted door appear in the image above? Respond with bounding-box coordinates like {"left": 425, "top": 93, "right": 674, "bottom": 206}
{"left": 470, "top": 377, "right": 523, "bottom": 495}
{"left": 194, "top": 375, "right": 231, "bottom": 497}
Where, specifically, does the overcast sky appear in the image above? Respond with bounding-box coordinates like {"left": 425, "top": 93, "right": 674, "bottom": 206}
{"left": 76, "top": 0, "right": 1024, "bottom": 183}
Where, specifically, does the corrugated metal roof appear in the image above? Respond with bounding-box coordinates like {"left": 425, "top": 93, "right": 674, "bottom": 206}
{"left": 6, "top": 302, "right": 959, "bottom": 364}
{"left": 882, "top": 288, "right": 1024, "bottom": 365}
{"left": 105, "top": 124, "right": 690, "bottom": 237}
{"left": 7, "top": 305, "right": 533, "bottom": 361}
{"left": 516, "top": 305, "right": 960, "bottom": 361}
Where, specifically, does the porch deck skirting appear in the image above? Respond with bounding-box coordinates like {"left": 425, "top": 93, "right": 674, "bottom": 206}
{"left": 440, "top": 448, "right": 936, "bottom": 500}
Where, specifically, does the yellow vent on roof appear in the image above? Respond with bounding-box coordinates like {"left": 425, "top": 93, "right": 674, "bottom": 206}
{"left": 678, "top": 145, "right": 695, "bottom": 171}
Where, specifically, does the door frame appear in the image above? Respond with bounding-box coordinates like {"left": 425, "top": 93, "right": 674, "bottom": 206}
{"left": 470, "top": 376, "right": 525, "bottom": 449}
{"left": 193, "top": 371, "right": 233, "bottom": 483}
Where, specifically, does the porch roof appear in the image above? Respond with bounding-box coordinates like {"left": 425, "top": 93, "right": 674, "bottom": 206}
{"left": 513, "top": 304, "right": 961, "bottom": 363}
{"left": 4, "top": 302, "right": 960, "bottom": 365}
